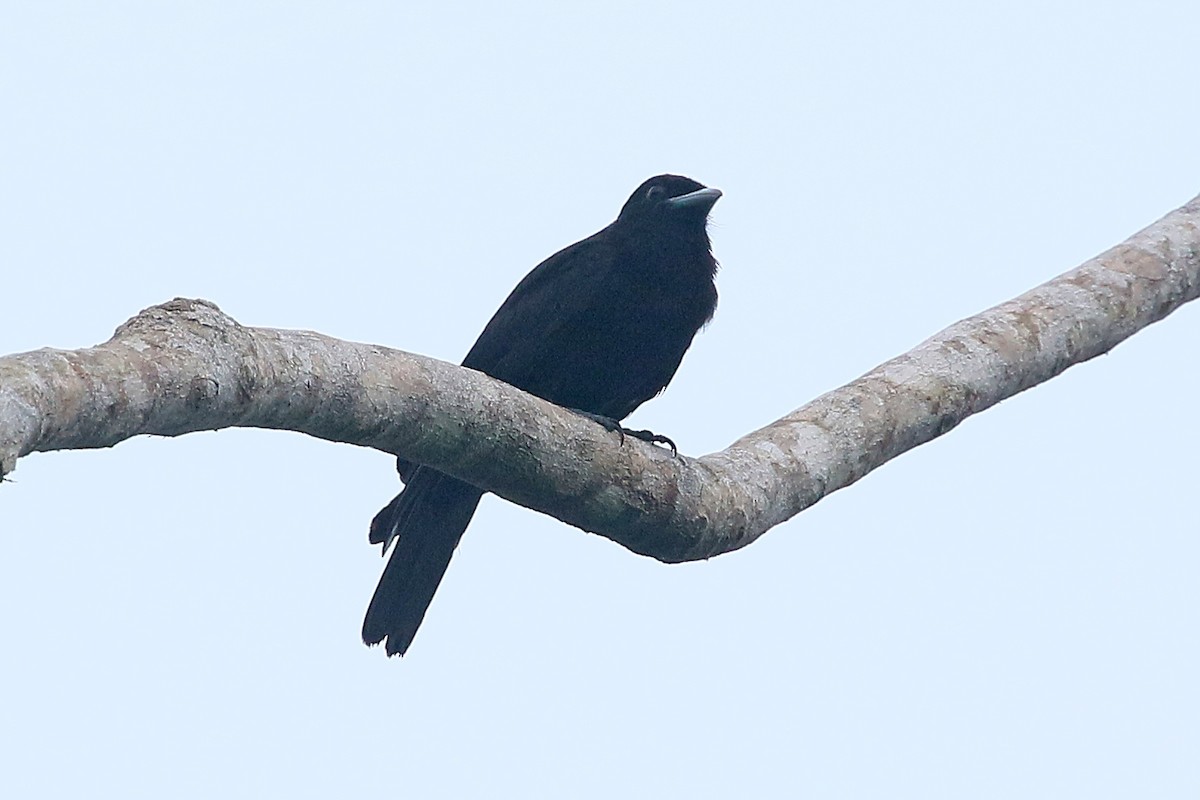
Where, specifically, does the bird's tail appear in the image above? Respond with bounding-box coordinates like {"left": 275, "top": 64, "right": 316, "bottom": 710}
{"left": 362, "top": 466, "right": 483, "bottom": 656}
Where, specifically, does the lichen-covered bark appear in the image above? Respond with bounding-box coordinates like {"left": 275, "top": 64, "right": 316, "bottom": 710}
{"left": 1, "top": 195, "right": 1198, "bottom": 561}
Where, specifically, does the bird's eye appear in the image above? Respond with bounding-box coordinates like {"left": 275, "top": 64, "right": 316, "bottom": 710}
{"left": 645, "top": 185, "right": 666, "bottom": 202}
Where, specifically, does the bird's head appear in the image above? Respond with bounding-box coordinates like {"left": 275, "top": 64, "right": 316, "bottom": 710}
{"left": 617, "top": 174, "right": 722, "bottom": 228}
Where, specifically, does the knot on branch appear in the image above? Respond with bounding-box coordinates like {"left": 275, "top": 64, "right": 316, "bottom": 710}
{"left": 106, "top": 297, "right": 265, "bottom": 429}
{"left": 113, "top": 298, "right": 237, "bottom": 340}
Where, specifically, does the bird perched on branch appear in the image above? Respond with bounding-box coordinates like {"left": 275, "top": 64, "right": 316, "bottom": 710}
{"left": 363, "top": 174, "right": 722, "bottom": 656}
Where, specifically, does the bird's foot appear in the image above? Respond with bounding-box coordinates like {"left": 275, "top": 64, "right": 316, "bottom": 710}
{"left": 621, "top": 427, "right": 679, "bottom": 457}
{"left": 570, "top": 410, "right": 679, "bottom": 458}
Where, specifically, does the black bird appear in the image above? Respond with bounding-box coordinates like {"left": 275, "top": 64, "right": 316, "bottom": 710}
{"left": 363, "top": 174, "right": 722, "bottom": 655}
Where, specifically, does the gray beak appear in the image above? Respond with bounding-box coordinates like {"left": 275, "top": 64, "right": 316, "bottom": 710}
{"left": 666, "top": 187, "right": 723, "bottom": 211}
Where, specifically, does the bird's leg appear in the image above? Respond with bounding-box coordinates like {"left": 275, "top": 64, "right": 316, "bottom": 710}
{"left": 568, "top": 409, "right": 679, "bottom": 457}
{"left": 570, "top": 409, "right": 625, "bottom": 444}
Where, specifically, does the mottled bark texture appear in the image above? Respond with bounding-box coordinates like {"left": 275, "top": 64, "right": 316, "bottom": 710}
{"left": 2, "top": 195, "right": 1198, "bottom": 561}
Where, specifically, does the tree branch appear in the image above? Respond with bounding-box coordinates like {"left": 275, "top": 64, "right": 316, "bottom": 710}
{"left": 2, "top": 195, "right": 1198, "bottom": 561}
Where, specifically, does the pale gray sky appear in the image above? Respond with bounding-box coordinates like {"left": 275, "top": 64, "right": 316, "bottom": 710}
{"left": 2, "top": 3, "right": 1198, "bottom": 797}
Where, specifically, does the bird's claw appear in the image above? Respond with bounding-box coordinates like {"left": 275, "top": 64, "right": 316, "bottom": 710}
{"left": 620, "top": 428, "right": 678, "bottom": 457}
{"left": 570, "top": 409, "right": 679, "bottom": 458}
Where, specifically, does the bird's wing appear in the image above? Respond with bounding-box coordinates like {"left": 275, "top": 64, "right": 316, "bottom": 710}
{"left": 461, "top": 227, "right": 615, "bottom": 392}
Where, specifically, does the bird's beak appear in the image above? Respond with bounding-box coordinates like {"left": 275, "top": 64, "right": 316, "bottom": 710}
{"left": 667, "top": 187, "right": 722, "bottom": 211}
